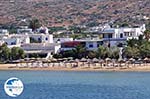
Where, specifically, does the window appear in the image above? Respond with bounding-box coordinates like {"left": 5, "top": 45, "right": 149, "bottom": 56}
{"left": 108, "top": 34, "right": 112, "bottom": 38}
{"left": 11, "top": 42, "right": 16, "bottom": 45}
{"left": 45, "top": 37, "right": 48, "bottom": 40}
{"left": 38, "top": 38, "right": 41, "bottom": 41}
{"left": 120, "top": 33, "right": 123, "bottom": 38}
{"left": 103, "top": 34, "right": 112, "bottom": 38}
{"left": 130, "top": 33, "right": 133, "bottom": 36}
{"left": 57, "top": 39, "right": 60, "bottom": 41}
{"left": 97, "top": 44, "right": 99, "bottom": 47}
{"left": 124, "top": 32, "right": 129, "bottom": 36}
{"left": 89, "top": 44, "right": 93, "bottom": 48}
{"left": 124, "top": 32, "right": 127, "bottom": 36}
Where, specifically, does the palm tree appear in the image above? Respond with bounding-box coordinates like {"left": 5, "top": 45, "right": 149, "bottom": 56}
{"left": 73, "top": 45, "right": 87, "bottom": 59}
{"left": 87, "top": 51, "right": 97, "bottom": 59}
{"left": 110, "top": 47, "right": 119, "bottom": 59}
{"left": 139, "top": 42, "right": 150, "bottom": 58}
{"left": 123, "top": 46, "right": 140, "bottom": 59}
{"left": 97, "top": 46, "right": 109, "bottom": 59}
{"left": 127, "top": 38, "right": 138, "bottom": 47}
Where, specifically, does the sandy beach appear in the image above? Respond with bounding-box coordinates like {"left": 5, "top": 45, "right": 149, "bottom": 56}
{"left": 1, "top": 63, "right": 150, "bottom": 72}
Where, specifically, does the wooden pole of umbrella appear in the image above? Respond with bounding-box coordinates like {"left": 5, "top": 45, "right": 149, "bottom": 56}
{"left": 99, "top": 59, "right": 104, "bottom": 68}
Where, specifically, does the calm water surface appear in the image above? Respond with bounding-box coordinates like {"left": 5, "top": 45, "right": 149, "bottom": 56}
{"left": 0, "top": 71, "right": 150, "bottom": 99}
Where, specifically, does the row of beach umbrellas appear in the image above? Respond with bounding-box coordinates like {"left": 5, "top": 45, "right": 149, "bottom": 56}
{"left": 14, "top": 57, "right": 150, "bottom": 64}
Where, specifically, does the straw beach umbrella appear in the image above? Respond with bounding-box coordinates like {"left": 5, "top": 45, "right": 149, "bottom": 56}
{"left": 129, "top": 58, "right": 135, "bottom": 66}
{"left": 105, "top": 58, "right": 111, "bottom": 67}
{"left": 129, "top": 58, "right": 135, "bottom": 61}
{"left": 51, "top": 58, "right": 57, "bottom": 62}
{"left": 80, "top": 58, "right": 87, "bottom": 62}
{"left": 105, "top": 58, "right": 111, "bottom": 61}
{"left": 92, "top": 58, "right": 99, "bottom": 66}
{"left": 87, "top": 59, "right": 92, "bottom": 62}
{"left": 93, "top": 58, "right": 99, "bottom": 63}
{"left": 80, "top": 58, "right": 87, "bottom": 66}
{"left": 75, "top": 59, "right": 79, "bottom": 62}
{"left": 136, "top": 58, "right": 142, "bottom": 66}
{"left": 144, "top": 57, "right": 149, "bottom": 61}
{"left": 144, "top": 57, "right": 149, "bottom": 66}
{"left": 69, "top": 59, "right": 75, "bottom": 68}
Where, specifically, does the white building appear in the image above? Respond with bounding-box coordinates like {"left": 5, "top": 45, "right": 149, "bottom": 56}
{"left": 29, "top": 34, "right": 53, "bottom": 43}
{"left": 0, "top": 24, "right": 146, "bottom": 58}
{"left": 21, "top": 43, "right": 60, "bottom": 54}
{"left": 0, "top": 32, "right": 59, "bottom": 59}
{"left": 0, "top": 32, "right": 54, "bottom": 48}
{"left": 54, "top": 37, "right": 73, "bottom": 43}
{"left": 17, "top": 28, "right": 33, "bottom": 34}
{"left": 21, "top": 43, "right": 61, "bottom": 59}
{"left": 60, "top": 39, "right": 103, "bottom": 51}
{"left": 0, "top": 29, "right": 9, "bottom": 35}
{"left": 60, "top": 24, "right": 146, "bottom": 51}
{"left": 1, "top": 34, "right": 30, "bottom": 48}
{"left": 86, "top": 24, "right": 111, "bottom": 33}
{"left": 99, "top": 24, "right": 146, "bottom": 46}
{"left": 17, "top": 19, "right": 33, "bottom": 34}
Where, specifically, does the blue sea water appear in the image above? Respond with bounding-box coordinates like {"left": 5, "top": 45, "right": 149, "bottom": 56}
{"left": 0, "top": 71, "right": 150, "bottom": 99}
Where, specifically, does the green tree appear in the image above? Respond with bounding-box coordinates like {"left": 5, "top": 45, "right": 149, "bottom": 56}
{"left": 127, "top": 38, "right": 139, "bottom": 47}
{"left": 30, "top": 37, "right": 41, "bottom": 43}
{"left": 109, "top": 47, "right": 119, "bottom": 59}
{"left": 139, "top": 42, "right": 150, "bottom": 58}
{"left": 29, "top": 19, "right": 41, "bottom": 31}
{"left": 97, "top": 46, "right": 109, "bottom": 59}
{"left": 87, "top": 51, "right": 97, "bottom": 59}
{"left": 0, "top": 44, "right": 11, "bottom": 61}
{"left": 68, "top": 26, "right": 82, "bottom": 33}
{"left": 61, "top": 50, "right": 76, "bottom": 58}
{"left": 73, "top": 45, "right": 87, "bottom": 59}
{"left": 120, "top": 22, "right": 129, "bottom": 27}
{"left": 123, "top": 46, "right": 140, "bottom": 58}
{"left": 71, "top": 34, "right": 81, "bottom": 40}
{"left": 53, "top": 53, "right": 63, "bottom": 59}
{"left": 11, "top": 47, "right": 25, "bottom": 60}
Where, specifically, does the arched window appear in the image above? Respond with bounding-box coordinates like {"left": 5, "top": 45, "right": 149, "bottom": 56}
{"left": 120, "top": 33, "right": 123, "bottom": 38}
{"left": 38, "top": 38, "right": 41, "bottom": 41}
{"left": 45, "top": 37, "right": 48, "bottom": 40}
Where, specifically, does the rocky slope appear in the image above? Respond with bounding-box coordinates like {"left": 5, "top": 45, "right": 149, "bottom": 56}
{"left": 0, "top": 0, "right": 149, "bottom": 27}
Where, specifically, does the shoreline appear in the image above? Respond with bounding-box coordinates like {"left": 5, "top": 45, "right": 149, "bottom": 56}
{"left": 1, "top": 64, "right": 150, "bottom": 72}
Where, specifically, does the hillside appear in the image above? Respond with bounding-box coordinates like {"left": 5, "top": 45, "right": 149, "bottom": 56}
{"left": 0, "top": 0, "right": 149, "bottom": 27}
